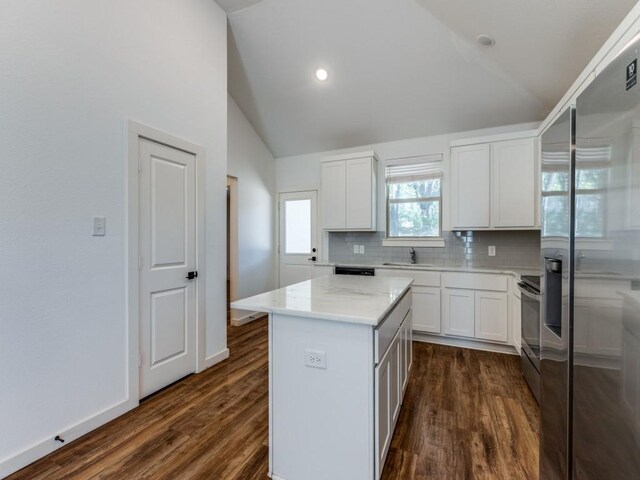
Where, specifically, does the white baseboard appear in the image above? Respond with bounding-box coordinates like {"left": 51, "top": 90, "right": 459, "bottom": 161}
{"left": 230, "top": 311, "right": 267, "bottom": 327}
{"left": 0, "top": 398, "right": 137, "bottom": 479}
{"left": 413, "top": 331, "right": 518, "bottom": 356}
{"left": 203, "top": 347, "right": 230, "bottom": 369}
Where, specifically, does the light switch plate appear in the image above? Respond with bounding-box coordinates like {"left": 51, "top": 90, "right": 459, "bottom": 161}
{"left": 488, "top": 245, "right": 496, "bottom": 256}
{"left": 92, "top": 216, "right": 106, "bottom": 236}
{"left": 353, "top": 245, "right": 359, "bottom": 254}
{"left": 359, "top": 245, "right": 365, "bottom": 254}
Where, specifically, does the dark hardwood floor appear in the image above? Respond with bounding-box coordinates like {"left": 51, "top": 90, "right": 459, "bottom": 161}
{"left": 9, "top": 318, "right": 538, "bottom": 479}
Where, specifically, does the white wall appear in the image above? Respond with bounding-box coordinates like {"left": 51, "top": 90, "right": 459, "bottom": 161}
{"left": 0, "top": 1, "right": 227, "bottom": 476}
{"left": 275, "top": 122, "right": 539, "bottom": 260}
{"left": 227, "top": 95, "right": 277, "bottom": 306}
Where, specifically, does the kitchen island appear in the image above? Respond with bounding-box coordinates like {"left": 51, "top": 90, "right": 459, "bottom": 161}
{"left": 231, "top": 275, "right": 413, "bottom": 480}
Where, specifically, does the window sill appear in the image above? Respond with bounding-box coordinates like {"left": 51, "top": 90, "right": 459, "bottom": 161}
{"left": 382, "top": 238, "right": 445, "bottom": 248}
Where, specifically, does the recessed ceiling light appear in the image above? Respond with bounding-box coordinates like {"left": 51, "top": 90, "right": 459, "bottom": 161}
{"left": 315, "top": 68, "right": 329, "bottom": 81}
{"left": 476, "top": 35, "right": 495, "bottom": 47}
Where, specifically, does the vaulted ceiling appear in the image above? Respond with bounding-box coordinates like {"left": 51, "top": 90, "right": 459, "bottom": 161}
{"left": 219, "top": 0, "right": 636, "bottom": 157}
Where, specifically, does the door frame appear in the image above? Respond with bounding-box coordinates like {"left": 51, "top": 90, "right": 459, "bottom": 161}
{"left": 127, "top": 120, "right": 206, "bottom": 402}
{"left": 277, "top": 188, "right": 321, "bottom": 287}
{"left": 227, "top": 176, "right": 239, "bottom": 304}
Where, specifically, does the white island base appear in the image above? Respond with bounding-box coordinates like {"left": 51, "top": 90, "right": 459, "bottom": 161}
{"left": 232, "top": 276, "right": 413, "bottom": 480}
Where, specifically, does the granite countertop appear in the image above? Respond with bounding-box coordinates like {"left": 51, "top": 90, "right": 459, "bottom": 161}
{"left": 230, "top": 275, "right": 413, "bottom": 326}
{"left": 314, "top": 262, "right": 541, "bottom": 278}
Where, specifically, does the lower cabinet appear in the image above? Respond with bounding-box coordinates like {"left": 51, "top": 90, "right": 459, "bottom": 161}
{"left": 443, "top": 288, "right": 475, "bottom": 338}
{"left": 377, "top": 268, "right": 517, "bottom": 349}
{"left": 443, "top": 288, "right": 509, "bottom": 343}
{"left": 402, "top": 311, "right": 413, "bottom": 393}
{"left": 510, "top": 292, "right": 522, "bottom": 351}
{"left": 412, "top": 286, "right": 441, "bottom": 334}
{"left": 375, "top": 310, "right": 412, "bottom": 480}
{"left": 475, "top": 291, "right": 509, "bottom": 342}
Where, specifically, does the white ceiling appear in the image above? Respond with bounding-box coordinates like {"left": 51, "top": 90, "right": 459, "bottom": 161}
{"left": 221, "top": 0, "right": 636, "bottom": 157}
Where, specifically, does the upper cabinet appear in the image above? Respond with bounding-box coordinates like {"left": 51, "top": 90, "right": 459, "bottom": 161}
{"left": 451, "top": 135, "right": 538, "bottom": 230}
{"left": 321, "top": 151, "right": 377, "bottom": 231}
{"left": 491, "top": 139, "right": 536, "bottom": 228}
{"left": 451, "top": 144, "right": 491, "bottom": 228}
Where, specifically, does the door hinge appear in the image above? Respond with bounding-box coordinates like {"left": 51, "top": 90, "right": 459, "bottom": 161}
{"left": 138, "top": 256, "right": 142, "bottom": 270}
{"left": 138, "top": 353, "right": 142, "bottom": 368}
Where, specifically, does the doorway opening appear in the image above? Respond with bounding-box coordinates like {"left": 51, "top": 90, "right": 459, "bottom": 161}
{"left": 227, "top": 176, "right": 239, "bottom": 325}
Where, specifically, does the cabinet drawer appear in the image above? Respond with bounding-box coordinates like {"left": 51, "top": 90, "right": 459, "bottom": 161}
{"left": 443, "top": 272, "right": 508, "bottom": 292}
{"left": 375, "top": 290, "right": 411, "bottom": 364}
{"left": 375, "top": 268, "right": 441, "bottom": 287}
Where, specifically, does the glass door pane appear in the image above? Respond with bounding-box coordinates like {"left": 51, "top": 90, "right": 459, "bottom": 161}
{"left": 285, "top": 199, "right": 311, "bottom": 254}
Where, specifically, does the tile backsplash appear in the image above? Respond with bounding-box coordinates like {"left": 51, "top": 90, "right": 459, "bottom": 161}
{"left": 328, "top": 231, "right": 541, "bottom": 269}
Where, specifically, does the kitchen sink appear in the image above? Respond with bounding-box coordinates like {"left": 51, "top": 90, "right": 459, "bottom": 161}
{"left": 382, "top": 262, "right": 435, "bottom": 267}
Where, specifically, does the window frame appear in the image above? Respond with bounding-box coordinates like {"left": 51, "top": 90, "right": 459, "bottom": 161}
{"left": 383, "top": 156, "right": 445, "bottom": 247}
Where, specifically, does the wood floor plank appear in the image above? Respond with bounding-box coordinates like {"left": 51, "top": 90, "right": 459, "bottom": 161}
{"left": 9, "top": 319, "right": 538, "bottom": 480}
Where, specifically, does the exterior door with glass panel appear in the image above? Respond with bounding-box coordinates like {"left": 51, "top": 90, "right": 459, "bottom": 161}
{"left": 279, "top": 191, "right": 318, "bottom": 287}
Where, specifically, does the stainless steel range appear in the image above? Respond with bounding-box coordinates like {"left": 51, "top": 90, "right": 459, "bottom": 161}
{"left": 518, "top": 274, "right": 541, "bottom": 403}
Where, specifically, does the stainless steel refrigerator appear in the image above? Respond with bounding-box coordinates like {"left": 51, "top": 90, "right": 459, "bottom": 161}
{"left": 540, "top": 34, "right": 640, "bottom": 479}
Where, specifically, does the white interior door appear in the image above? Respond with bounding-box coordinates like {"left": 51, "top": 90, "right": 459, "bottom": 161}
{"left": 139, "top": 138, "right": 197, "bottom": 398}
{"left": 279, "top": 191, "right": 319, "bottom": 287}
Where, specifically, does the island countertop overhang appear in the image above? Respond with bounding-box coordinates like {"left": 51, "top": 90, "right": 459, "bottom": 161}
{"left": 230, "top": 275, "right": 413, "bottom": 327}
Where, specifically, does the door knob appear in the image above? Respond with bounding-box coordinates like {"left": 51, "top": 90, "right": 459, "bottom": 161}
{"left": 186, "top": 271, "right": 198, "bottom": 280}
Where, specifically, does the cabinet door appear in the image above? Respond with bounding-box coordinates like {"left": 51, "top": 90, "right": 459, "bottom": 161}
{"left": 443, "top": 288, "right": 475, "bottom": 338}
{"left": 491, "top": 138, "right": 536, "bottom": 227}
{"left": 451, "top": 144, "right": 491, "bottom": 229}
{"left": 475, "top": 291, "right": 509, "bottom": 343}
{"left": 389, "top": 335, "right": 401, "bottom": 426}
{"left": 402, "top": 312, "right": 413, "bottom": 394}
{"left": 321, "top": 161, "right": 346, "bottom": 229}
{"left": 374, "top": 353, "right": 390, "bottom": 480}
{"left": 375, "top": 329, "right": 401, "bottom": 480}
{"left": 346, "top": 157, "right": 374, "bottom": 229}
{"left": 511, "top": 293, "right": 522, "bottom": 351}
{"left": 412, "top": 286, "right": 441, "bottom": 334}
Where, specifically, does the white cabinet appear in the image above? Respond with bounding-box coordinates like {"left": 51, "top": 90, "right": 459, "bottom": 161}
{"left": 442, "top": 273, "right": 510, "bottom": 344}
{"left": 491, "top": 139, "right": 536, "bottom": 228}
{"left": 374, "top": 301, "right": 412, "bottom": 480}
{"left": 509, "top": 278, "right": 522, "bottom": 352}
{"left": 474, "top": 291, "right": 509, "bottom": 343}
{"left": 389, "top": 335, "right": 401, "bottom": 425}
{"left": 451, "top": 136, "right": 537, "bottom": 230}
{"left": 376, "top": 268, "right": 441, "bottom": 335}
{"left": 401, "top": 311, "right": 413, "bottom": 394}
{"left": 451, "top": 144, "right": 491, "bottom": 229}
{"left": 443, "top": 288, "right": 475, "bottom": 338}
{"left": 374, "top": 340, "right": 392, "bottom": 477}
{"left": 320, "top": 161, "right": 346, "bottom": 229}
{"left": 346, "top": 157, "right": 375, "bottom": 229}
{"left": 412, "top": 286, "right": 441, "bottom": 334}
{"left": 321, "top": 152, "right": 377, "bottom": 231}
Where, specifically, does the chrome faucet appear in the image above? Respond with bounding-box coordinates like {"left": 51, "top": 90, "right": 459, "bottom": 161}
{"left": 409, "top": 248, "right": 417, "bottom": 264}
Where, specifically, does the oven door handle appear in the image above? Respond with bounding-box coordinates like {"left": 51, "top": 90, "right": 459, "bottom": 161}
{"left": 518, "top": 282, "right": 540, "bottom": 301}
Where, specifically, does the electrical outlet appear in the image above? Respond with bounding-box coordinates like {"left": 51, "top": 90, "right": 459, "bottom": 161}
{"left": 488, "top": 245, "right": 496, "bottom": 256}
{"left": 304, "top": 349, "right": 326, "bottom": 369}
{"left": 359, "top": 245, "right": 365, "bottom": 254}
{"left": 353, "top": 245, "right": 359, "bottom": 254}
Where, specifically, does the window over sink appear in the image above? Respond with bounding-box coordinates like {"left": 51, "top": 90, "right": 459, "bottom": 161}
{"left": 384, "top": 154, "right": 444, "bottom": 247}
